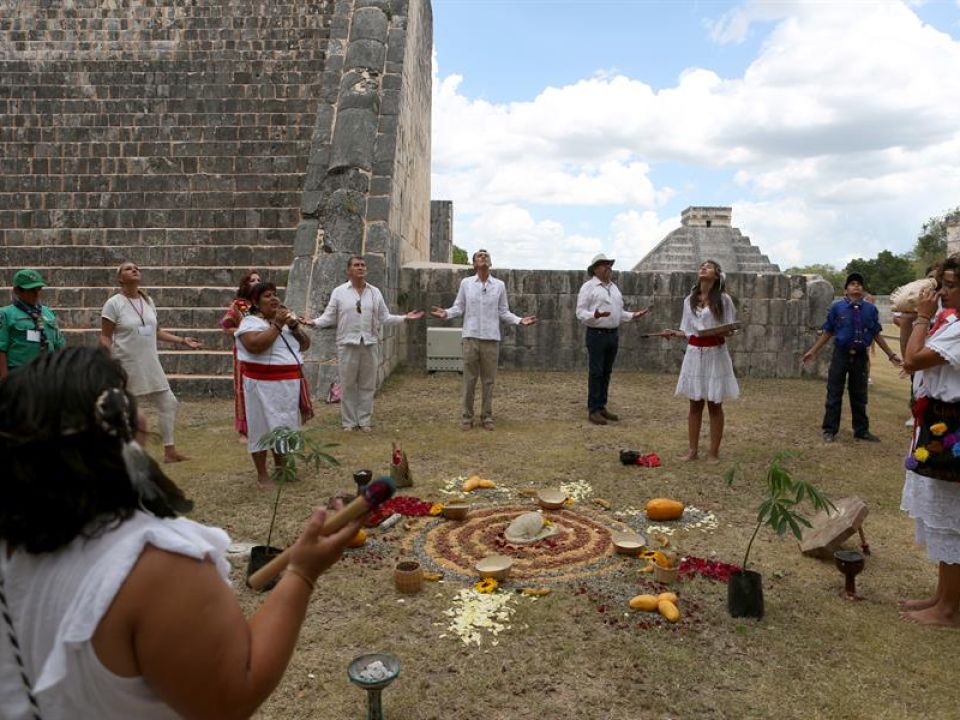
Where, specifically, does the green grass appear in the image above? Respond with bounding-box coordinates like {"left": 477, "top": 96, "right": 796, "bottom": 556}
{"left": 153, "top": 358, "right": 954, "bottom": 720}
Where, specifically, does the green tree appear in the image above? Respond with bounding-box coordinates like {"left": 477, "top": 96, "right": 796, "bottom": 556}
{"left": 784, "top": 264, "right": 845, "bottom": 294}
{"left": 452, "top": 244, "right": 468, "bottom": 265}
{"left": 843, "top": 250, "right": 914, "bottom": 295}
{"left": 912, "top": 206, "right": 960, "bottom": 275}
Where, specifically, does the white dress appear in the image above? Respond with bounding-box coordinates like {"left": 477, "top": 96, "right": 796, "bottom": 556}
{"left": 101, "top": 293, "right": 169, "bottom": 396}
{"left": 0, "top": 512, "right": 230, "bottom": 720}
{"left": 235, "top": 315, "right": 303, "bottom": 452}
{"left": 901, "top": 315, "right": 960, "bottom": 563}
{"left": 674, "top": 294, "right": 740, "bottom": 403}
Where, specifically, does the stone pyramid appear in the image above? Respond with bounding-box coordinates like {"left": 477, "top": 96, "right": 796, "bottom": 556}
{"left": 633, "top": 207, "right": 780, "bottom": 274}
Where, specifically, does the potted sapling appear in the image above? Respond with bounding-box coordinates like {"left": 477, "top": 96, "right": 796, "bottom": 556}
{"left": 246, "top": 426, "right": 339, "bottom": 588}
{"left": 723, "top": 451, "right": 835, "bottom": 619}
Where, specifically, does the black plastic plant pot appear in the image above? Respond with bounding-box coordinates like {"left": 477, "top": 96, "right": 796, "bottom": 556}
{"left": 246, "top": 545, "right": 283, "bottom": 591}
{"left": 727, "top": 569, "right": 764, "bottom": 619}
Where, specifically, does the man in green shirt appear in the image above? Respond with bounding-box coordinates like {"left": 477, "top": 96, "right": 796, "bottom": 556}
{"left": 0, "top": 269, "right": 66, "bottom": 377}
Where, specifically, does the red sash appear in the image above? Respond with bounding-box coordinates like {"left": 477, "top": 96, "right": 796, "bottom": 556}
{"left": 240, "top": 362, "right": 314, "bottom": 422}
{"left": 688, "top": 336, "right": 725, "bottom": 348}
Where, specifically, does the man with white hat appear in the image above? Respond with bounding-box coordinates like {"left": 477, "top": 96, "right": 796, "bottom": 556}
{"left": 576, "top": 254, "right": 648, "bottom": 425}
{"left": 0, "top": 268, "right": 66, "bottom": 378}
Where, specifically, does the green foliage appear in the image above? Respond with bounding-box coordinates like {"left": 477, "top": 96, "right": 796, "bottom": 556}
{"left": 256, "top": 426, "right": 339, "bottom": 546}
{"left": 784, "top": 263, "right": 845, "bottom": 294}
{"left": 843, "top": 250, "right": 914, "bottom": 295}
{"left": 912, "top": 206, "right": 960, "bottom": 276}
{"left": 452, "top": 244, "right": 468, "bottom": 265}
{"left": 724, "top": 451, "right": 835, "bottom": 570}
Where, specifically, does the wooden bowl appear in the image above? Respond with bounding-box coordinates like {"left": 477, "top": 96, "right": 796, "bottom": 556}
{"left": 442, "top": 503, "right": 469, "bottom": 520}
{"left": 654, "top": 563, "right": 679, "bottom": 584}
{"left": 537, "top": 488, "right": 567, "bottom": 510}
{"left": 611, "top": 532, "right": 646, "bottom": 556}
{"left": 476, "top": 554, "right": 513, "bottom": 580}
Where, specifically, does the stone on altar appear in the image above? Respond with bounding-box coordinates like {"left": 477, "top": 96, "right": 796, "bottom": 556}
{"left": 798, "top": 496, "right": 868, "bottom": 559}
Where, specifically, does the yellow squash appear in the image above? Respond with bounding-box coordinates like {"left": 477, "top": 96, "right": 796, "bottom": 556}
{"left": 644, "top": 498, "right": 685, "bottom": 521}
{"left": 628, "top": 594, "right": 660, "bottom": 612}
{"left": 658, "top": 599, "right": 680, "bottom": 623}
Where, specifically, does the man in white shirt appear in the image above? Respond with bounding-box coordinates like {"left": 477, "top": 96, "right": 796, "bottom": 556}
{"left": 576, "top": 254, "right": 648, "bottom": 425}
{"left": 309, "top": 256, "right": 424, "bottom": 431}
{"left": 430, "top": 249, "right": 537, "bottom": 430}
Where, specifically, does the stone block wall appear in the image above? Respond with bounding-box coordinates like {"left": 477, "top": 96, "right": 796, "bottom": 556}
{"left": 286, "top": 0, "right": 432, "bottom": 394}
{"left": 402, "top": 268, "right": 835, "bottom": 378}
{"left": 430, "top": 200, "right": 453, "bottom": 263}
{"left": 0, "top": 0, "right": 335, "bottom": 395}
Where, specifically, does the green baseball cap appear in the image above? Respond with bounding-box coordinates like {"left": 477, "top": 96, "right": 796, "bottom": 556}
{"left": 12, "top": 268, "right": 46, "bottom": 289}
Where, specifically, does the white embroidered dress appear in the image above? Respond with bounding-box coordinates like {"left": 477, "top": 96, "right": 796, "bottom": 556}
{"left": 674, "top": 295, "right": 740, "bottom": 403}
{"left": 901, "top": 315, "right": 960, "bottom": 563}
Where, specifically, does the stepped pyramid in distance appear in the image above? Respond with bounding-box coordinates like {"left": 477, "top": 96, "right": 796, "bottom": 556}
{"left": 633, "top": 206, "right": 780, "bottom": 274}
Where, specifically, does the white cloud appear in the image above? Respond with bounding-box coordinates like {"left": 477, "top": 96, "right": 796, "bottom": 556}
{"left": 432, "top": 2, "right": 960, "bottom": 270}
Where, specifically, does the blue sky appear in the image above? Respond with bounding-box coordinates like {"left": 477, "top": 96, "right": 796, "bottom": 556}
{"left": 430, "top": 0, "right": 960, "bottom": 272}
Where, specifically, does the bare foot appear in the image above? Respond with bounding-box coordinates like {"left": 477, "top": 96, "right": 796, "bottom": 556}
{"left": 257, "top": 475, "right": 274, "bottom": 490}
{"left": 681, "top": 450, "right": 699, "bottom": 461}
{"left": 898, "top": 596, "right": 939, "bottom": 611}
{"left": 899, "top": 604, "right": 960, "bottom": 627}
{"left": 163, "top": 450, "right": 190, "bottom": 463}
{"left": 706, "top": 454, "right": 720, "bottom": 464}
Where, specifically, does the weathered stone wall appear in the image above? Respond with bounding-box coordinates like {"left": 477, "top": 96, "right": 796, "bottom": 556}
{"left": 402, "top": 268, "right": 835, "bottom": 378}
{"left": 287, "top": 0, "right": 432, "bottom": 394}
{"left": 429, "top": 200, "right": 453, "bottom": 263}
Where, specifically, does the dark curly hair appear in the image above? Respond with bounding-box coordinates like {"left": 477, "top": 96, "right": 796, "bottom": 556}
{"left": 0, "top": 347, "right": 188, "bottom": 553}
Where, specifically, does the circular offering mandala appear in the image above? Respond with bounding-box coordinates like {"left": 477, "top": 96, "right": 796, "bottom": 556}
{"left": 405, "top": 504, "right": 638, "bottom": 583}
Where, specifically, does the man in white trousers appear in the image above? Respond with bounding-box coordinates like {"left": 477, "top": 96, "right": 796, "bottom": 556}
{"left": 309, "top": 256, "right": 423, "bottom": 431}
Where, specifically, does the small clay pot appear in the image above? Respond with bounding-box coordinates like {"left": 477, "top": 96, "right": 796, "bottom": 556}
{"left": 394, "top": 559, "right": 423, "bottom": 594}
{"left": 653, "top": 563, "right": 679, "bottom": 584}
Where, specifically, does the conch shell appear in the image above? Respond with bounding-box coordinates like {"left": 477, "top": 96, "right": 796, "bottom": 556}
{"left": 890, "top": 277, "right": 937, "bottom": 312}
{"left": 504, "top": 511, "right": 559, "bottom": 544}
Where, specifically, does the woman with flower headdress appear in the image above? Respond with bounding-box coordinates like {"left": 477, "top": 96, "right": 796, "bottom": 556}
{"left": 0, "top": 346, "right": 362, "bottom": 719}
{"left": 219, "top": 269, "right": 262, "bottom": 438}
{"left": 662, "top": 260, "right": 740, "bottom": 462}
{"left": 900, "top": 254, "right": 960, "bottom": 627}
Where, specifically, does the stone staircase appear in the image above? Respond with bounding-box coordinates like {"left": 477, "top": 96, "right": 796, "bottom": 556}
{"left": 0, "top": 0, "right": 334, "bottom": 395}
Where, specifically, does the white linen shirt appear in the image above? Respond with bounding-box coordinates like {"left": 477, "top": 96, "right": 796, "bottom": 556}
{"left": 310, "top": 282, "right": 404, "bottom": 346}
{"left": 443, "top": 274, "right": 520, "bottom": 341}
{"left": 576, "top": 277, "right": 635, "bottom": 329}
{"left": 234, "top": 315, "right": 303, "bottom": 364}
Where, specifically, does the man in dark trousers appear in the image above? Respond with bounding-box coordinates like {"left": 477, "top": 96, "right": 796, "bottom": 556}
{"left": 575, "top": 254, "right": 648, "bottom": 425}
{"left": 801, "top": 271, "right": 901, "bottom": 442}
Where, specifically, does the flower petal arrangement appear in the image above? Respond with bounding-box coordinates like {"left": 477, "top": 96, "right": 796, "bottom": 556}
{"left": 443, "top": 588, "right": 518, "bottom": 646}
{"left": 474, "top": 577, "right": 498, "bottom": 593}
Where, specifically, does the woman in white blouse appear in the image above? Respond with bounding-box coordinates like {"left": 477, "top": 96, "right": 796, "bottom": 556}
{"left": 100, "top": 261, "right": 201, "bottom": 463}
{"left": 900, "top": 256, "right": 960, "bottom": 626}
{"left": 234, "top": 282, "right": 312, "bottom": 487}
{"left": 663, "top": 260, "right": 740, "bottom": 462}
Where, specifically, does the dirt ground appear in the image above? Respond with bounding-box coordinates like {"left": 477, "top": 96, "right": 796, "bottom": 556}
{"left": 155, "top": 358, "right": 956, "bottom": 720}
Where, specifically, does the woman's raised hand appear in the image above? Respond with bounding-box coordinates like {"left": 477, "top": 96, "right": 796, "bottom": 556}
{"left": 287, "top": 503, "right": 363, "bottom": 584}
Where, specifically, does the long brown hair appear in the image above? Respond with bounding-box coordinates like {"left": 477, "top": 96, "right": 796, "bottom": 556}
{"left": 688, "top": 259, "right": 726, "bottom": 322}
{"left": 237, "top": 269, "right": 261, "bottom": 301}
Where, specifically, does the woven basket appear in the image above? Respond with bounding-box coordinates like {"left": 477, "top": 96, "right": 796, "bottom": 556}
{"left": 394, "top": 560, "right": 423, "bottom": 594}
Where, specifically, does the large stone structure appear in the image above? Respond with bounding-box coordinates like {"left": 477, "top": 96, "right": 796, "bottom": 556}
{"left": 634, "top": 206, "right": 780, "bottom": 275}
{"left": 0, "top": 0, "right": 432, "bottom": 396}
{"left": 1, "top": 2, "right": 833, "bottom": 397}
